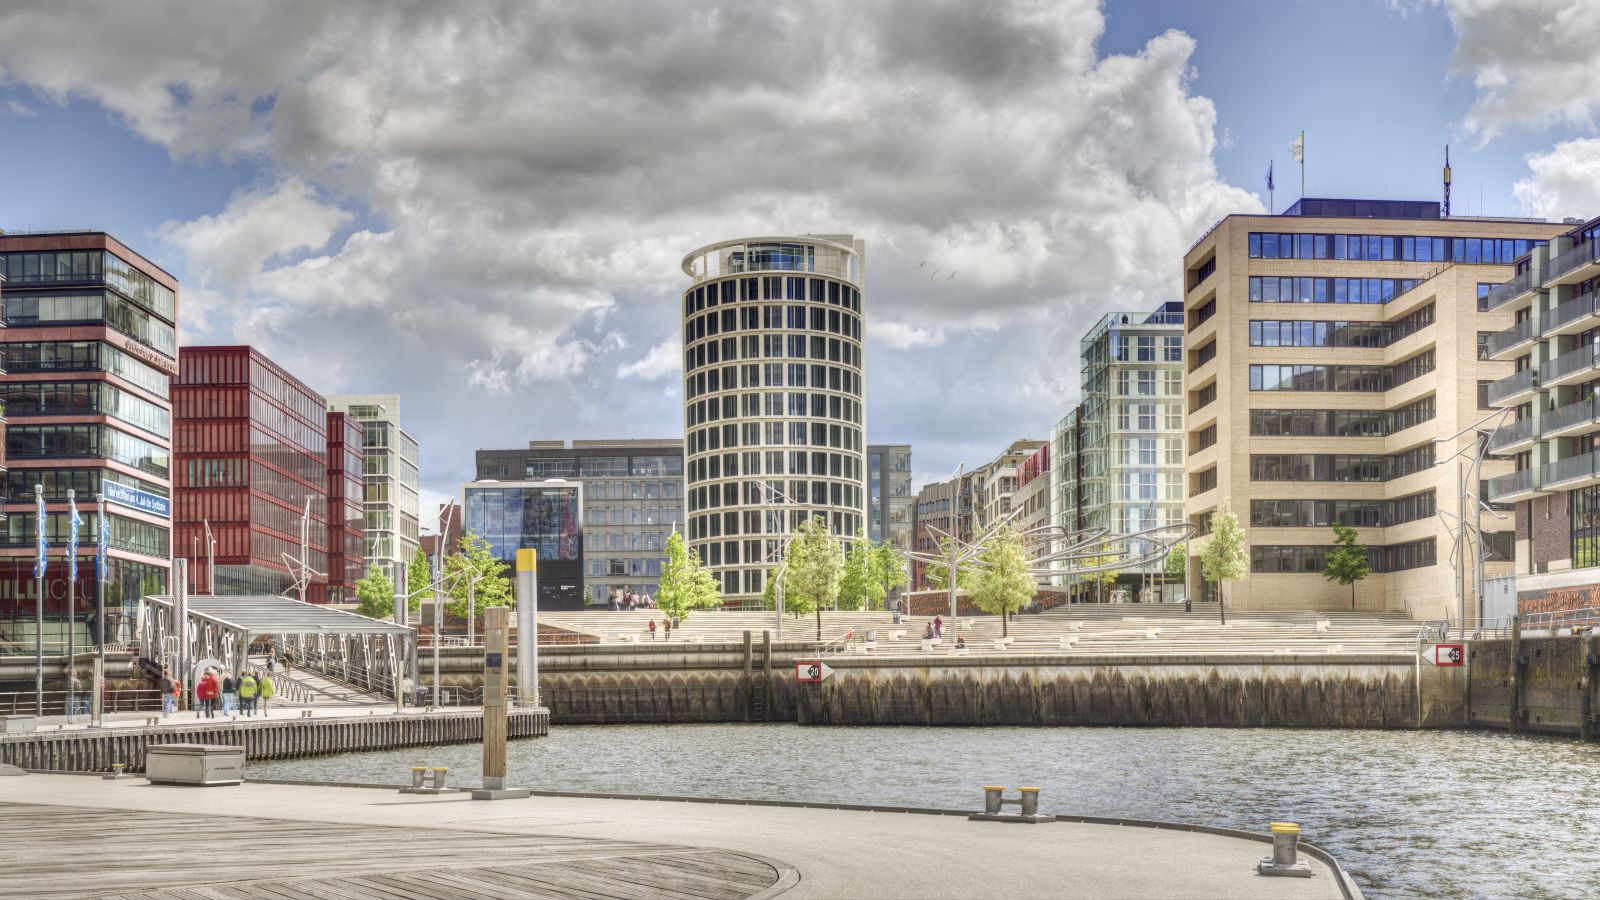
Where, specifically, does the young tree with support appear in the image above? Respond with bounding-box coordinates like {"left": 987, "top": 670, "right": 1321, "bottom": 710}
{"left": 657, "top": 531, "right": 722, "bottom": 623}
{"left": 355, "top": 563, "right": 396, "bottom": 620}
{"left": 1322, "top": 524, "right": 1370, "bottom": 611}
{"left": 967, "top": 524, "right": 1036, "bottom": 637}
{"left": 1200, "top": 498, "right": 1248, "bottom": 624}
{"left": 783, "top": 514, "right": 844, "bottom": 640}
{"left": 444, "top": 532, "right": 513, "bottom": 623}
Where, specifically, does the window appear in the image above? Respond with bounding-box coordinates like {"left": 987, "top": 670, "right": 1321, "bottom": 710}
{"left": 1192, "top": 424, "right": 1217, "bottom": 453}
{"left": 1190, "top": 299, "right": 1215, "bottom": 331}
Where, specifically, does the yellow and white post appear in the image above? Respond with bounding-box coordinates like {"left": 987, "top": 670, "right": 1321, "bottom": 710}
{"left": 515, "top": 548, "right": 539, "bottom": 709}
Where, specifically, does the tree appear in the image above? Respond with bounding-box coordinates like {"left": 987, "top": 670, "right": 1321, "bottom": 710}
{"left": 837, "top": 530, "right": 881, "bottom": 612}
{"left": 354, "top": 563, "right": 395, "bottom": 620}
{"left": 1199, "top": 499, "right": 1248, "bottom": 624}
{"left": 761, "top": 567, "right": 778, "bottom": 611}
{"left": 657, "top": 531, "right": 722, "bottom": 623}
{"left": 1164, "top": 544, "right": 1186, "bottom": 602}
{"left": 925, "top": 536, "right": 974, "bottom": 591}
{"left": 443, "top": 531, "right": 513, "bottom": 622}
{"left": 1082, "top": 543, "right": 1121, "bottom": 603}
{"left": 404, "top": 552, "right": 431, "bottom": 613}
{"left": 968, "top": 525, "right": 1036, "bottom": 637}
{"left": 783, "top": 515, "right": 844, "bottom": 639}
{"left": 871, "top": 541, "right": 908, "bottom": 610}
{"left": 1322, "top": 524, "right": 1371, "bottom": 611}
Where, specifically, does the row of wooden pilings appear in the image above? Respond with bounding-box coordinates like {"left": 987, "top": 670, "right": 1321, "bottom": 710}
{"left": 0, "top": 708, "right": 550, "bottom": 773}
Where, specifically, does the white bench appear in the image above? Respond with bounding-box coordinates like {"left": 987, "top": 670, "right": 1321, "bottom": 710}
{"left": 888, "top": 630, "right": 907, "bottom": 642}
{"left": 991, "top": 639, "right": 1009, "bottom": 652}
{"left": 1058, "top": 636, "right": 1078, "bottom": 650}
{"left": 615, "top": 634, "right": 636, "bottom": 643}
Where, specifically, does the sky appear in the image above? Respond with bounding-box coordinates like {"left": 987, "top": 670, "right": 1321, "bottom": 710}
{"left": 3, "top": 0, "right": 1600, "bottom": 530}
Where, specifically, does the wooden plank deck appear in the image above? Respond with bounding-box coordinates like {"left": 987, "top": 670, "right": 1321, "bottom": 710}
{"left": 1, "top": 802, "right": 780, "bottom": 900}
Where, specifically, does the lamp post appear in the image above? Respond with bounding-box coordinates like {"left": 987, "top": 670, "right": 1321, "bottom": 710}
{"left": 759, "top": 481, "right": 804, "bottom": 640}
{"left": 1435, "top": 407, "right": 1514, "bottom": 638}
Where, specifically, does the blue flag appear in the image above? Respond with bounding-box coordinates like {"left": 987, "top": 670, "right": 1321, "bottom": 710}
{"left": 97, "top": 505, "right": 109, "bottom": 583}
{"left": 1266, "top": 161, "right": 1274, "bottom": 192}
{"left": 33, "top": 489, "right": 47, "bottom": 581}
{"left": 67, "top": 493, "right": 81, "bottom": 584}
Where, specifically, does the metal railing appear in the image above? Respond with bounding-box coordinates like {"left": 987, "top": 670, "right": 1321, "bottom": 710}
{"left": 1521, "top": 606, "right": 1600, "bottom": 631}
{"left": 1483, "top": 269, "right": 1533, "bottom": 310}
{"left": 1541, "top": 450, "right": 1600, "bottom": 489}
{"left": 0, "top": 688, "right": 162, "bottom": 716}
{"left": 1542, "top": 398, "right": 1599, "bottom": 436}
{"left": 1485, "top": 417, "right": 1534, "bottom": 453}
{"left": 1485, "top": 319, "right": 1532, "bottom": 357}
{"left": 1486, "top": 368, "right": 1538, "bottom": 406}
{"left": 1485, "top": 469, "right": 1534, "bottom": 503}
{"left": 1542, "top": 241, "right": 1600, "bottom": 285}
{"left": 1544, "top": 295, "right": 1599, "bottom": 336}
{"left": 1540, "top": 344, "right": 1600, "bottom": 386}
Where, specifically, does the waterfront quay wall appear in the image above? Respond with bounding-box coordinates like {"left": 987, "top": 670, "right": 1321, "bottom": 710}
{"left": 506, "top": 643, "right": 1466, "bottom": 728}
{"left": 1468, "top": 634, "right": 1600, "bottom": 739}
{"left": 0, "top": 708, "right": 550, "bottom": 773}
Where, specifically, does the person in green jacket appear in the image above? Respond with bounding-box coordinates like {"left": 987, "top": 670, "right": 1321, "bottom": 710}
{"left": 257, "top": 673, "right": 275, "bottom": 717}
{"left": 238, "top": 672, "right": 259, "bottom": 716}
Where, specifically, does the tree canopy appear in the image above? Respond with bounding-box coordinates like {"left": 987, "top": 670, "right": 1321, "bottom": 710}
{"left": 443, "top": 531, "right": 514, "bottom": 621}
{"left": 925, "top": 536, "right": 974, "bottom": 592}
{"left": 404, "top": 552, "right": 431, "bottom": 612}
{"left": 967, "top": 524, "right": 1036, "bottom": 636}
{"left": 1321, "top": 523, "right": 1370, "bottom": 610}
{"left": 354, "top": 563, "right": 396, "bottom": 620}
{"left": 1199, "top": 498, "right": 1248, "bottom": 623}
{"left": 657, "top": 530, "right": 722, "bottom": 622}
{"left": 782, "top": 515, "right": 844, "bottom": 637}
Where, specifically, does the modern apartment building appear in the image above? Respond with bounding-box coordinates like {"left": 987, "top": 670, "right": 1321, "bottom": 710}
{"left": 1051, "top": 304, "right": 1185, "bottom": 595}
{"left": 327, "top": 395, "right": 420, "bottom": 581}
{"left": 866, "top": 443, "right": 913, "bottom": 551}
{"left": 475, "top": 439, "right": 683, "bottom": 606}
{"left": 1014, "top": 442, "right": 1051, "bottom": 536}
{"left": 173, "top": 346, "right": 336, "bottom": 602}
{"left": 325, "top": 411, "right": 365, "bottom": 600}
{"left": 461, "top": 479, "right": 583, "bottom": 609}
{"left": 970, "top": 439, "right": 1047, "bottom": 532}
{"left": 1183, "top": 198, "right": 1565, "bottom": 617}
{"left": 679, "top": 235, "right": 868, "bottom": 603}
{"left": 0, "top": 232, "right": 177, "bottom": 641}
{"left": 1480, "top": 215, "right": 1600, "bottom": 615}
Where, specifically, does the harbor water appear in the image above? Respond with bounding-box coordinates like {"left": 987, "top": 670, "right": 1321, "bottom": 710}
{"left": 249, "top": 724, "right": 1600, "bottom": 899}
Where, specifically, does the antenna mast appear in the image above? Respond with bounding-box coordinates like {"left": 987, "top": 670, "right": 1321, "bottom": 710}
{"left": 1443, "top": 145, "right": 1452, "bottom": 217}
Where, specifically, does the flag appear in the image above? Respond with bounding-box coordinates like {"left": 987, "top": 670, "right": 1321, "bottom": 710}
{"left": 67, "top": 493, "right": 82, "bottom": 584}
{"left": 96, "top": 503, "right": 109, "bottom": 583}
{"left": 1289, "top": 131, "right": 1304, "bottom": 163}
{"left": 33, "top": 489, "right": 47, "bottom": 581}
{"left": 1266, "top": 161, "right": 1274, "bottom": 192}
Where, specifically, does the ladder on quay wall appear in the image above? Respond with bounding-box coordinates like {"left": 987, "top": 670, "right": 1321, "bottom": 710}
{"left": 750, "top": 684, "right": 767, "bottom": 723}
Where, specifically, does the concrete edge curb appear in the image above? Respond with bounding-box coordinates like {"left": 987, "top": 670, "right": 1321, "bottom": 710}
{"left": 241, "top": 777, "right": 1362, "bottom": 899}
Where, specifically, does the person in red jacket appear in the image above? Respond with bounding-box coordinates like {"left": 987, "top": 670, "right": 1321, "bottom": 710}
{"left": 196, "top": 669, "right": 220, "bottom": 719}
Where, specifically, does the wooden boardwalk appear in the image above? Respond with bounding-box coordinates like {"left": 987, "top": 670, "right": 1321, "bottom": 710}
{"left": 2, "top": 802, "right": 785, "bottom": 900}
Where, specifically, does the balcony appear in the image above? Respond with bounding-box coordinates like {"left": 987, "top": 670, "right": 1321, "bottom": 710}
{"left": 1541, "top": 450, "right": 1600, "bottom": 491}
{"left": 1485, "top": 417, "right": 1535, "bottom": 455}
{"left": 1543, "top": 241, "right": 1600, "bottom": 288}
{"left": 1543, "top": 295, "right": 1600, "bottom": 339}
{"left": 1485, "top": 319, "right": 1534, "bottom": 359}
{"left": 1539, "top": 344, "right": 1600, "bottom": 390}
{"left": 1483, "top": 269, "right": 1534, "bottom": 311}
{"left": 1487, "top": 368, "right": 1539, "bottom": 407}
{"left": 1485, "top": 469, "right": 1539, "bottom": 504}
{"left": 1542, "top": 398, "right": 1600, "bottom": 440}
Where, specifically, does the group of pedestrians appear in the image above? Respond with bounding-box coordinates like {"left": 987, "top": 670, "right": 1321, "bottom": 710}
{"left": 176, "top": 663, "right": 276, "bottom": 719}
{"left": 919, "top": 616, "right": 946, "bottom": 641}
{"left": 645, "top": 617, "right": 673, "bottom": 640}
{"left": 609, "top": 588, "right": 655, "bottom": 610}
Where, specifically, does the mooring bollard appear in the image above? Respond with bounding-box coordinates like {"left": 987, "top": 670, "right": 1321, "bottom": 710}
{"left": 410, "top": 767, "right": 427, "bottom": 790}
{"left": 1257, "top": 822, "right": 1313, "bottom": 878}
{"left": 970, "top": 785, "right": 1055, "bottom": 824}
{"left": 429, "top": 766, "right": 449, "bottom": 790}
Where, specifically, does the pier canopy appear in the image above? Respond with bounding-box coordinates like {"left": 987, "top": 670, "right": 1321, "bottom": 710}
{"left": 138, "top": 595, "right": 415, "bottom": 696}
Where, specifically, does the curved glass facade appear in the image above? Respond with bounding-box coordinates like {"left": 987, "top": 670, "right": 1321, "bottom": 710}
{"left": 680, "top": 235, "right": 868, "bottom": 601}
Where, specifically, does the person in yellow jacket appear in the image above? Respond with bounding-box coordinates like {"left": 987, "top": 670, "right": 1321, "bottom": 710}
{"left": 258, "top": 672, "right": 275, "bottom": 717}
{"left": 238, "top": 672, "right": 259, "bottom": 717}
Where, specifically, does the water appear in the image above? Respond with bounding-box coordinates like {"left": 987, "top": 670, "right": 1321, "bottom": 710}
{"left": 250, "top": 725, "right": 1600, "bottom": 899}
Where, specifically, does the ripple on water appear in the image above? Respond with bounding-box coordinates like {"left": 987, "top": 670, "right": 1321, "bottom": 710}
{"left": 248, "top": 725, "right": 1600, "bottom": 899}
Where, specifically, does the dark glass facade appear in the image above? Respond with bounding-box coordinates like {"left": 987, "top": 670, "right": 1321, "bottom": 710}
{"left": 0, "top": 232, "right": 176, "bottom": 643}
{"left": 326, "top": 412, "right": 365, "bottom": 601}
{"left": 462, "top": 482, "right": 583, "bottom": 610}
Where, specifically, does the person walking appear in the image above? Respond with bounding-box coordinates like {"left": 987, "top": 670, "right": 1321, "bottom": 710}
{"left": 647, "top": 618, "right": 657, "bottom": 640}
{"left": 67, "top": 671, "right": 83, "bottom": 721}
{"left": 160, "top": 669, "right": 179, "bottom": 718}
{"left": 221, "top": 672, "right": 238, "bottom": 717}
{"left": 197, "top": 669, "right": 220, "bottom": 719}
{"left": 663, "top": 617, "right": 672, "bottom": 640}
{"left": 238, "top": 672, "right": 259, "bottom": 717}
{"left": 641, "top": 591, "right": 653, "bottom": 608}
{"left": 933, "top": 615, "right": 944, "bottom": 640}
{"left": 257, "top": 672, "right": 275, "bottom": 717}
{"left": 266, "top": 655, "right": 276, "bottom": 675}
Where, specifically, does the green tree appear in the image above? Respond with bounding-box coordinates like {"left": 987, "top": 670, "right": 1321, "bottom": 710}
{"left": 783, "top": 514, "right": 844, "bottom": 639}
{"left": 1322, "top": 524, "right": 1370, "bottom": 611}
{"left": 967, "top": 525, "right": 1036, "bottom": 637}
{"left": 925, "top": 536, "right": 974, "bottom": 591}
{"left": 837, "top": 530, "right": 880, "bottom": 611}
{"left": 404, "top": 552, "right": 432, "bottom": 613}
{"left": 1200, "top": 498, "right": 1249, "bottom": 624}
{"left": 1083, "top": 543, "right": 1121, "bottom": 603}
{"left": 443, "top": 532, "right": 514, "bottom": 622}
{"left": 1164, "top": 544, "right": 1187, "bottom": 602}
{"left": 872, "top": 541, "right": 908, "bottom": 611}
{"left": 761, "top": 566, "right": 778, "bottom": 611}
{"left": 354, "top": 563, "right": 396, "bottom": 620}
{"left": 657, "top": 531, "right": 722, "bottom": 623}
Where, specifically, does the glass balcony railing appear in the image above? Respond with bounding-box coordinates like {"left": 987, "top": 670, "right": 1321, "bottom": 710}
{"left": 1542, "top": 398, "right": 1600, "bottom": 436}
{"left": 1543, "top": 241, "right": 1600, "bottom": 285}
{"left": 1485, "top": 319, "right": 1533, "bottom": 357}
{"left": 1540, "top": 345, "right": 1600, "bottom": 386}
{"left": 1483, "top": 270, "right": 1533, "bottom": 310}
{"left": 1543, "top": 295, "right": 1599, "bottom": 335}
{"left": 1485, "top": 417, "right": 1534, "bottom": 454}
{"left": 1542, "top": 450, "right": 1600, "bottom": 489}
{"left": 1485, "top": 469, "right": 1533, "bottom": 503}
{"left": 1487, "top": 368, "right": 1538, "bottom": 406}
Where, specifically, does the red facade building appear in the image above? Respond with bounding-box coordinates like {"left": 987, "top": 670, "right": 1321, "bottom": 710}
{"left": 326, "top": 411, "right": 365, "bottom": 599}
{"left": 173, "top": 346, "right": 346, "bottom": 602}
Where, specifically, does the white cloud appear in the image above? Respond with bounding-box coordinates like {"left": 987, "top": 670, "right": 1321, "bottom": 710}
{"left": 5, "top": 98, "right": 36, "bottom": 117}
{"left": 1512, "top": 137, "right": 1600, "bottom": 219}
{"left": 0, "top": 0, "right": 1259, "bottom": 494}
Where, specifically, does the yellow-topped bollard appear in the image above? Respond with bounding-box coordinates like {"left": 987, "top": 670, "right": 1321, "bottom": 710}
{"left": 1258, "top": 821, "right": 1312, "bottom": 877}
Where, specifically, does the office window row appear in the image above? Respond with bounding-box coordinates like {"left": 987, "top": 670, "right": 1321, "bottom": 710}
{"left": 6, "top": 423, "right": 169, "bottom": 477}
{"left": 684, "top": 333, "right": 862, "bottom": 374}
{"left": 1249, "top": 538, "right": 1437, "bottom": 574}
{"left": 1249, "top": 232, "right": 1535, "bottom": 264}
{"left": 2, "top": 250, "right": 176, "bottom": 321}
{"left": 1249, "top": 445, "right": 1433, "bottom": 482}
{"left": 5, "top": 341, "right": 171, "bottom": 398}
{"left": 1, "top": 379, "right": 172, "bottom": 437}
{"left": 3, "top": 511, "right": 171, "bottom": 559}
{"left": 689, "top": 447, "right": 862, "bottom": 483}
{"left": 1248, "top": 276, "right": 1421, "bottom": 305}
{"left": 1249, "top": 304, "right": 1433, "bottom": 349}
{"left": 1249, "top": 397, "right": 1434, "bottom": 439}
{"left": 686, "top": 305, "right": 861, "bottom": 343}
{"left": 5, "top": 467, "right": 169, "bottom": 502}
{"left": 1250, "top": 491, "right": 1435, "bottom": 528}
{"left": 687, "top": 391, "right": 862, "bottom": 429}
{"left": 684, "top": 277, "right": 861, "bottom": 317}
{"left": 1250, "top": 351, "right": 1434, "bottom": 392}
{"left": 685, "top": 363, "right": 862, "bottom": 401}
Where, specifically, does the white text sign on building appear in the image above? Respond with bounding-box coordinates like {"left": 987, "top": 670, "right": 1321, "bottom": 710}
{"left": 102, "top": 479, "right": 171, "bottom": 518}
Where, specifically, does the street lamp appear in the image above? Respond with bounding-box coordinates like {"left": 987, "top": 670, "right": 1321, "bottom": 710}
{"left": 1435, "top": 406, "right": 1515, "bottom": 637}
{"left": 759, "top": 480, "right": 803, "bottom": 640}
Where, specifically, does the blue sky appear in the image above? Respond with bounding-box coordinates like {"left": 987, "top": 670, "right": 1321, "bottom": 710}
{"left": 0, "top": 0, "right": 1596, "bottom": 517}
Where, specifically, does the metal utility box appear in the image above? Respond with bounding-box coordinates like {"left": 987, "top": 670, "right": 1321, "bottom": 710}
{"left": 1, "top": 716, "right": 36, "bottom": 734}
{"left": 145, "top": 743, "right": 245, "bottom": 786}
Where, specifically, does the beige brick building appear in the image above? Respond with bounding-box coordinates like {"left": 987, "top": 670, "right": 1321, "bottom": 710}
{"left": 1182, "top": 199, "right": 1565, "bottom": 618}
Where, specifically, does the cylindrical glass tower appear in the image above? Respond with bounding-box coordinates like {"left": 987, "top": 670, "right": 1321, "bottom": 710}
{"left": 679, "top": 234, "right": 868, "bottom": 603}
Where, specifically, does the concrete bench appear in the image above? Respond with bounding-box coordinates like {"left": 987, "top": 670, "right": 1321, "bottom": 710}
{"left": 615, "top": 634, "right": 636, "bottom": 643}
{"left": 888, "top": 630, "right": 907, "bottom": 641}
{"left": 991, "top": 639, "right": 1010, "bottom": 652}
{"left": 1, "top": 715, "right": 36, "bottom": 735}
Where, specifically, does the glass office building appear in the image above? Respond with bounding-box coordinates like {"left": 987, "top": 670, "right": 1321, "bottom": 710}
{"left": 327, "top": 394, "right": 420, "bottom": 581}
{"left": 462, "top": 480, "right": 583, "bottom": 609}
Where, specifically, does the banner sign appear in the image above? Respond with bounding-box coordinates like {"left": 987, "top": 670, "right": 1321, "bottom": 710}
{"left": 102, "top": 479, "right": 171, "bottom": 518}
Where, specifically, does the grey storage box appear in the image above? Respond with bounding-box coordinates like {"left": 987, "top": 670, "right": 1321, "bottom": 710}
{"left": 145, "top": 743, "right": 245, "bottom": 786}
{"left": 1, "top": 715, "right": 36, "bottom": 734}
